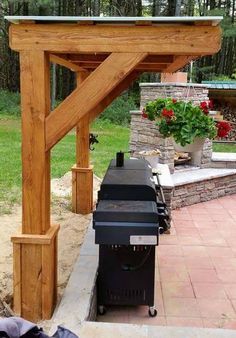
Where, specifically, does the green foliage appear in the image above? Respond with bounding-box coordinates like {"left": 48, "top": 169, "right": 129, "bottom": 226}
{"left": 212, "top": 74, "right": 234, "bottom": 81}
{"left": 99, "top": 94, "right": 137, "bottom": 126}
{"left": 145, "top": 98, "right": 217, "bottom": 146}
{"left": 0, "top": 90, "right": 20, "bottom": 116}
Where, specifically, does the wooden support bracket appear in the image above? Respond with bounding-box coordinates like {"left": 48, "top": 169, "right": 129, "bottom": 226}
{"left": 45, "top": 52, "right": 147, "bottom": 150}
{"left": 11, "top": 224, "right": 59, "bottom": 321}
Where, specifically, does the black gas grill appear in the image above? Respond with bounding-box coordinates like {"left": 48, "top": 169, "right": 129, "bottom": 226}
{"left": 93, "top": 157, "right": 169, "bottom": 317}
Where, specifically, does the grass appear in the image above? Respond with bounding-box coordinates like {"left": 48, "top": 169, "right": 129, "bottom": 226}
{"left": 213, "top": 142, "right": 236, "bottom": 153}
{"left": 0, "top": 117, "right": 130, "bottom": 213}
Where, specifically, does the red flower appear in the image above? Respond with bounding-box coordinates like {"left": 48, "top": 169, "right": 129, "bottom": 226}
{"left": 200, "top": 100, "right": 213, "bottom": 114}
{"left": 172, "top": 98, "right": 177, "bottom": 103}
{"left": 203, "top": 107, "right": 209, "bottom": 115}
{"left": 216, "top": 121, "right": 231, "bottom": 138}
{"left": 141, "top": 109, "right": 148, "bottom": 119}
{"left": 208, "top": 100, "right": 214, "bottom": 109}
{"left": 200, "top": 101, "right": 208, "bottom": 110}
{"left": 162, "top": 108, "right": 174, "bottom": 119}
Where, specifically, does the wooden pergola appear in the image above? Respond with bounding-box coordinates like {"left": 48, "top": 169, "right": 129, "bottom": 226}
{"left": 6, "top": 15, "right": 222, "bottom": 322}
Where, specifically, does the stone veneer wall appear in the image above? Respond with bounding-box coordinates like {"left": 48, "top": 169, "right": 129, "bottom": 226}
{"left": 172, "top": 173, "right": 236, "bottom": 209}
{"left": 130, "top": 83, "right": 212, "bottom": 172}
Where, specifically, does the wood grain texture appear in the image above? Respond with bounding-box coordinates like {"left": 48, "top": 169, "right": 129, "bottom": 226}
{"left": 46, "top": 52, "right": 146, "bottom": 150}
{"left": 76, "top": 72, "right": 90, "bottom": 167}
{"left": 11, "top": 224, "right": 60, "bottom": 245}
{"left": 71, "top": 166, "right": 94, "bottom": 214}
{"left": 53, "top": 235, "right": 58, "bottom": 307}
{"left": 71, "top": 62, "right": 166, "bottom": 72}
{"left": 42, "top": 241, "right": 55, "bottom": 318}
{"left": 76, "top": 169, "right": 93, "bottom": 214}
{"left": 20, "top": 51, "right": 50, "bottom": 234}
{"left": 66, "top": 54, "right": 174, "bottom": 64}
{"left": 13, "top": 243, "right": 21, "bottom": 316}
{"left": 10, "top": 24, "right": 221, "bottom": 55}
{"left": 21, "top": 244, "right": 42, "bottom": 321}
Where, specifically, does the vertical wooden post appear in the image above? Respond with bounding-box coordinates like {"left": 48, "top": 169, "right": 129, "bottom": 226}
{"left": 12, "top": 51, "right": 59, "bottom": 322}
{"left": 72, "top": 71, "right": 93, "bottom": 214}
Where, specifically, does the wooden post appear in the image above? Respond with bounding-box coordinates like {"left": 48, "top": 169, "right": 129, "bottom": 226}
{"left": 12, "top": 51, "right": 59, "bottom": 321}
{"left": 72, "top": 72, "right": 93, "bottom": 214}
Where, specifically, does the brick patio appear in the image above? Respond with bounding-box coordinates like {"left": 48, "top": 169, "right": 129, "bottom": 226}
{"left": 97, "top": 194, "right": 236, "bottom": 330}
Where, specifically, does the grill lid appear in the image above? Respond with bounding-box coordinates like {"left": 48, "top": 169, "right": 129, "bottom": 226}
{"left": 94, "top": 200, "right": 158, "bottom": 223}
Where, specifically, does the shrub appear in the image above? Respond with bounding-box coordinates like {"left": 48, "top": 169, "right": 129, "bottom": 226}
{"left": 0, "top": 90, "right": 21, "bottom": 116}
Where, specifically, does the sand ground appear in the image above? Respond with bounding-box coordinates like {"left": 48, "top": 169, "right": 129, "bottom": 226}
{"left": 0, "top": 172, "right": 101, "bottom": 317}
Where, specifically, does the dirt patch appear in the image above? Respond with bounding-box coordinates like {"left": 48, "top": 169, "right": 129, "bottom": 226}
{"left": 0, "top": 172, "right": 101, "bottom": 315}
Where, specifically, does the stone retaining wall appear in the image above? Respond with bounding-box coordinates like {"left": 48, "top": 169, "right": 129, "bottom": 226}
{"left": 172, "top": 174, "right": 236, "bottom": 209}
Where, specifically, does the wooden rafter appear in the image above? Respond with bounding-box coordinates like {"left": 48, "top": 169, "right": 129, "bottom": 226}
{"left": 10, "top": 24, "right": 221, "bottom": 55}
{"left": 64, "top": 54, "right": 174, "bottom": 64}
{"left": 45, "top": 52, "right": 147, "bottom": 150}
{"left": 49, "top": 54, "right": 88, "bottom": 72}
{"left": 73, "top": 62, "right": 166, "bottom": 72}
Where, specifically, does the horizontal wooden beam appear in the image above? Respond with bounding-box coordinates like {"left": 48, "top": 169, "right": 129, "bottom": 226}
{"left": 45, "top": 52, "right": 146, "bottom": 150}
{"left": 49, "top": 54, "right": 87, "bottom": 72}
{"left": 10, "top": 24, "right": 221, "bottom": 55}
{"left": 75, "top": 62, "right": 166, "bottom": 72}
{"left": 65, "top": 54, "right": 174, "bottom": 64}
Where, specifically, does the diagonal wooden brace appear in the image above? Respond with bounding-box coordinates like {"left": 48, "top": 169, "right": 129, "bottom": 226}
{"left": 45, "top": 52, "right": 147, "bottom": 150}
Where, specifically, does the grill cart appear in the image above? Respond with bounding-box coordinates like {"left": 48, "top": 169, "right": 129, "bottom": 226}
{"left": 93, "top": 157, "right": 169, "bottom": 317}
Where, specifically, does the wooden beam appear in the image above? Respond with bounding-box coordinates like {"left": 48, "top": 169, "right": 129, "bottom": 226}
{"left": 15, "top": 50, "right": 58, "bottom": 322}
{"left": 10, "top": 24, "right": 221, "bottom": 55}
{"left": 20, "top": 51, "right": 50, "bottom": 235}
{"left": 49, "top": 54, "right": 87, "bottom": 72}
{"left": 76, "top": 72, "right": 90, "bottom": 167}
{"left": 66, "top": 54, "right": 174, "bottom": 65}
{"left": 75, "top": 62, "right": 167, "bottom": 72}
{"left": 45, "top": 52, "right": 146, "bottom": 150}
{"left": 164, "top": 56, "right": 196, "bottom": 73}
{"left": 72, "top": 72, "right": 93, "bottom": 215}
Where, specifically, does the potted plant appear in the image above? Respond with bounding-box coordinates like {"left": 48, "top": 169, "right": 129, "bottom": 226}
{"left": 143, "top": 98, "right": 231, "bottom": 151}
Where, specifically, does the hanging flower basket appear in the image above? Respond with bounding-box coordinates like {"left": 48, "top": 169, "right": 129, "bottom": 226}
{"left": 142, "top": 98, "right": 231, "bottom": 146}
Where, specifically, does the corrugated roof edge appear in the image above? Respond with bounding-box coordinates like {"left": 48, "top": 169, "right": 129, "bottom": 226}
{"left": 4, "top": 15, "right": 223, "bottom": 26}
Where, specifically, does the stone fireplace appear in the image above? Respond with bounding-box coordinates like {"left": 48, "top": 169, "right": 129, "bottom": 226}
{"left": 130, "top": 83, "right": 213, "bottom": 173}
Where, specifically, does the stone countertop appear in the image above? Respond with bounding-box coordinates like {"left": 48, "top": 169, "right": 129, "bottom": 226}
{"left": 212, "top": 152, "right": 236, "bottom": 162}
{"left": 155, "top": 164, "right": 173, "bottom": 189}
{"left": 172, "top": 168, "right": 236, "bottom": 186}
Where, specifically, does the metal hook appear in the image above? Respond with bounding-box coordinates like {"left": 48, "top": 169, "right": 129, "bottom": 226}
{"left": 89, "top": 133, "right": 99, "bottom": 151}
